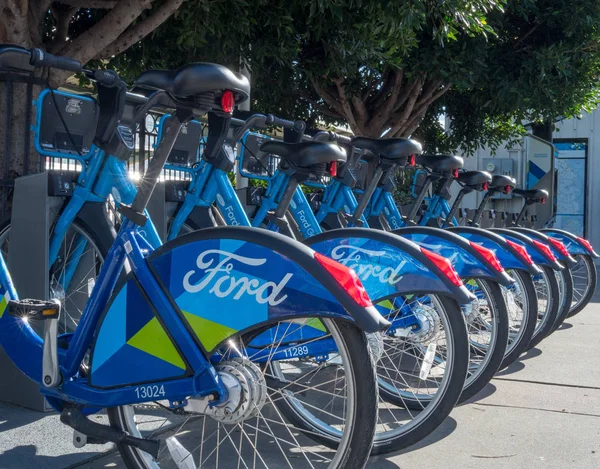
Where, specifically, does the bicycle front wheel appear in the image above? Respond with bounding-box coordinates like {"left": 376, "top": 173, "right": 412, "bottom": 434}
{"left": 108, "top": 317, "right": 377, "bottom": 469}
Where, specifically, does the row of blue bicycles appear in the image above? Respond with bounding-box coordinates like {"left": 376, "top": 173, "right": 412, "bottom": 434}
{"left": 0, "top": 45, "right": 597, "bottom": 469}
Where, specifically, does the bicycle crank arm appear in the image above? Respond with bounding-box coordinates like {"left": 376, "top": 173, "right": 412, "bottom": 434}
{"left": 61, "top": 407, "right": 160, "bottom": 458}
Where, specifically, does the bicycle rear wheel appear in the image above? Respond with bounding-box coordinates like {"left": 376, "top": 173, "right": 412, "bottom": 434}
{"left": 108, "top": 318, "right": 377, "bottom": 469}
{"left": 499, "top": 269, "right": 537, "bottom": 369}
{"left": 568, "top": 254, "right": 597, "bottom": 317}
{"left": 527, "top": 266, "right": 560, "bottom": 350}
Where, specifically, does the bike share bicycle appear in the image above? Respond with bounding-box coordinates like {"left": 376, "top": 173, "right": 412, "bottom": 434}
{"left": 377, "top": 155, "right": 579, "bottom": 352}
{"left": 0, "top": 45, "right": 392, "bottom": 469}
{"left": 0, "top": 53, "right": 475, "bottom": 456}
{"left": 443, "top": 172, "right": 595, "bottom": 342}
{"left": 240, "top": 127, "right": 516, "bottom": 400}
{"left": 469, "top": 182, "right": 598, "bottom": 317}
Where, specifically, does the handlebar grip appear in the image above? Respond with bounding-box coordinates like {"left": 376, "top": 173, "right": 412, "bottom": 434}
{"left": 29, "top": 49, "right": 82, "bottom": 72}
{"left": 92, "top": 69, "right": 120, "bottom": 87}
{"left": 266, "top": 114, "right": 306, "bottom": 133}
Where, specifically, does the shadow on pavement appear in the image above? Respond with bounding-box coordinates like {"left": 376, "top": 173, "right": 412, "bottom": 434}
{"left": 0, "top": 402, "right": 51, "bottom": 433}
{"left": 378, "top": 416, "right": 458, "bottom": 459}
{"left": 518, "top": 347, "right": 542, "bottom": 361}
{"left": 0, "top": 445, "right": 108, "bottom": 469}
{"left": 460, "top": 382, "right": 497, "bottom": 406}
{"left": 558, "top": 321, "right": 574, "bottom": 330}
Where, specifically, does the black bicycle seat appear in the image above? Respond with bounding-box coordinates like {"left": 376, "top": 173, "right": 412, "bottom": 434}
{"left": 513, "top": 188, "right": 548, "bottom": 202}
{"left": 457, "top": 170, "right": 492, "bottom": 187}
{"left": 0, "top": 45, "right": 34, "bottom": 72}
{"left": 416, "top": 154, "right": 464, "bottom": 173}
{"left": 261, "top": 141, "right": 347, "bottom": 168}
{"left": 135, "top": 63, "right": 250, "bottom": 103}
{"left": 352, "top": 137, "right": 422, "bottom": 162}
{"left": 489, "top": 174, "right": 516, "bottom": 190}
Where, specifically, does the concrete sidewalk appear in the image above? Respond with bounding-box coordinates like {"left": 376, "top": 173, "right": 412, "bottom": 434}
{"left": 1, "top": 303, "right": 599, "bottom": 469}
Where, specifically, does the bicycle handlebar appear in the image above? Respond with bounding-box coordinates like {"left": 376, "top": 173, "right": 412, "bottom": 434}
{"left": 231, "top": 113, "right": 306, "bottom": 144}
{"left": 312, "top": 131, "right": 353, "bottom": 145}
{"left": 29, "top": 48, "right": 82, "bottom": 72}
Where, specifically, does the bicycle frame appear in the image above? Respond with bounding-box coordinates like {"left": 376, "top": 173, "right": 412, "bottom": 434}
{"left": 0, "top": 217, "right": 226, "bottom": 409}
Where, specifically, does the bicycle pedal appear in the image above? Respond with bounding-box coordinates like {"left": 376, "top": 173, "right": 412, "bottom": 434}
{"left": 8, "top": 299, "right": 62, "bottom": 387}
{"left": 7, "top": 298, "right": 60, "bottom": 320}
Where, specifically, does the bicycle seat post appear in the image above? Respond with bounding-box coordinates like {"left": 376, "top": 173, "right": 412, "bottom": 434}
{"left": 406, "top": 174, "right": 432, "bottom": 224}
{"left": 471, "top": 191, "right": 494, "bottom": 227}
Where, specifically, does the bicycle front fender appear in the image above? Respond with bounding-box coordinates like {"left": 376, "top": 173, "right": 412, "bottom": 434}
{"left": 512, "top": 227, "right": 577, "bottom": 268}
{"left": 492, "top": 228, "right": 563, "bottom": 271}
{"left": 449, "top": 226, "right": 542, "bottom": 276}
{"left": 392, "top": 226, "right": 514, "bottom": 286}
{"left": 305, "top": 228, "right": 475, "bottom": 304}
{"left": 541, "top": 228, "right": 600, "bottom": 258}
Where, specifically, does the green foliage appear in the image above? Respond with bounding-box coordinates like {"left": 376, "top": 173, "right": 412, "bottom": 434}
{"left": 108, "top": 0, "right": 600, "bottom": 151}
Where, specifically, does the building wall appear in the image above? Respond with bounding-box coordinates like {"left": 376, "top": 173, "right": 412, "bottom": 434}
{"left": 455, "top": 109, "right": 599, "bottom": 252}
{"left": 553, "top": 111, "right": 600, "bottom": 253}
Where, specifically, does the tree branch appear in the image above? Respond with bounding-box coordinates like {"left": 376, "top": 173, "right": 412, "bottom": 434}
{"left": 29, "top": 0, "right": 53, "bottom": 46}
{"left": 366, "top": 69, "right": 403, "bottom": 135}
{"left": 96, "top": 0, "right": 185, "bottom": 59}
{"left": 48, "top": 4, "right": 77, "bottom": 53}
{"left": 392, "top": 77, "right": 421, "bottom": 113}
{"left": 333, "top": 78, "right": 359, "bottom": 134}
{"left": 57, "top": 0, "right": 151, "bottom": 62}
{"left": 298, "top": 90, "right": 344, "bottom": 119}
{"left": 310, "top": 78, "right": 345, "bottom": 116}
{"left": 59, "top": 0, "right": 119, "bottom": 8}
{"left": 397, "top": 85, "right": 452, "bottom": 137}
{"left": 386, "top": 76, "right": 424, "bottom": 137}
{"left": 368, "top": 68, "right": 394, "bottom": 108}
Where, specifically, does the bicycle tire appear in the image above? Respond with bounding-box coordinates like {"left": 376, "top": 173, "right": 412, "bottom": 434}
{"left": 458, "top": 279, "right": 508, "bottom": 402}
{"left": 527, "top": 266, "right": 560, "bottom": 350}
{"left": 568, "top": 254, "right": 597, "bottom": 317}
{"left": 549, "top": 267, "right": 573, "bottom": 333}
{"left": 499, "top": 269, "right": 537, "bottom": 369}
{"left": 108, "top": 318, "right": 378, "bottom": 469}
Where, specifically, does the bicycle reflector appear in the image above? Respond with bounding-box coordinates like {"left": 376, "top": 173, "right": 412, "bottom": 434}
{"left": 314, "top": 252, "right": 373, "bottom": 307}
{"left": 483, "top": 182, "right": 489, "bottom": 191}
{"left": 420, "top": 248, "right": 463, "bottom": 286}
{"left": 409, "top": 154, "right": 416, "bottom": 166}
{"left": 221, "top": 90, "right": 235, "bottom": 113}
{"left": 541, "top": 197, "right": 547, "bottom": 204}
{"left": 328, "top": 161, "right": 337, "bottom": 177}
{"left": 470, "top": 242, "right": 504, "bottom": 272}
{"left": 532, "top": 239, "right": 557, "bottom": 262}
{"left": 506, "top": 239, "right": 534, "bottom": 265}
{"left": 505, "top": 185, "right": 512, "bottom": 194}
{"left": 547, "top": 237, "right": 570, "bottom": 257}
{"left": 577, "top": 236, "right": 595, "bottom": 254}
{"left": 453, "top": 168, "right": 459, "bottom": 178}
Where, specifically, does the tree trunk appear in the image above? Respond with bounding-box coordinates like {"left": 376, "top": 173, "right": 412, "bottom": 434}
{"left": 0, "top": 79, "right": 43, "bottom": 218}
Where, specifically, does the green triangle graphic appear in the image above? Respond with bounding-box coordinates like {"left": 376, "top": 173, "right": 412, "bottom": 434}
{"left": 183, "top": 311, "right": 238, "bottom": 351}
{"left": 0, "top": 292, "right": 8, "bottom": 319}
{"left": 127, "top": 317, "right": 186, "bottom": 370}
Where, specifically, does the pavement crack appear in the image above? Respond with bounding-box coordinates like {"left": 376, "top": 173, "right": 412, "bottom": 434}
{"left": 493, "top": 377, "right": 600, "bottom": 391}
{"left": 474, "top": 402, "right": 600, "bottom": 418}
{"left": 472, "top": 454, "right": 517, "bottom": 459}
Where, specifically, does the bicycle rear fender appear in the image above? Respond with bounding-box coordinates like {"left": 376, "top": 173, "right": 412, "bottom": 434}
{"left": 89, "top": 227, "right": 389, "bottom": 387}
{"left": 492, "top": 228, "right": 563, "bottom": 271}
{"left": 391, "top": 226, "right": 514, "bottom": 286}
{"left": 305, "top": 228, "right": 475, "bottom": 304}
{"left": 449, "top": 226, "right": 542, "bottom": 276}
{"left": 541, "top": 228, "right": 600, "bottom": 258}
{"left": 511, "top": 227, "right": 577, "bottom": 268}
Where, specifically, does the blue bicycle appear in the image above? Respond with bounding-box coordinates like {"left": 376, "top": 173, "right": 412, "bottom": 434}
{"left": 0, "top": 45, "right": 390, "bottom": 469}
